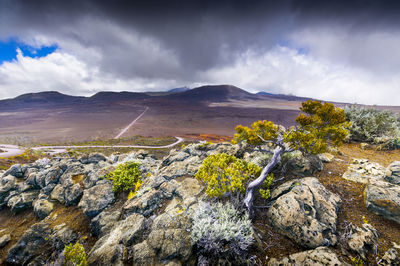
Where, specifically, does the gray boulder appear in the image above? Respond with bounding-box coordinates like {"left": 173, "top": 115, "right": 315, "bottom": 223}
{"left": 343, "top": 159, "right": 386, "bottom": 184}
{"left": 348, "top": 223, "right": 379, "bottom": 260}
{"left": 40, "top": 183, "right": 57, "bottom": 195}
{"left": 50, "top": 184, "right": 65, "bottom": 204}
{"left": 33, "top": 199, "right": 54, "bottom": 219}
{"left": 243, "top": 150, "right": 272, "bottom": 167}
{"left": 4, "top": 164, "right": 24, "bottom": 178}
{"left": 0, "top": 175, "right": 16, "bottom": 204}
{"left": 175, "top": 177, "right": 205, "bottom": 207}
{"left": 51, "top": 223, "right": 77, "bottom": 250}
{"left": 147, "top": 201, "right": 193, "bottom": 262}
{"left": 26, "top": 172, "right": 39, "bottom": 188}
{"left": 159, "top": 156, "right": 203, "bottom": 179}
{"left": 44, "top": 167, "right": 64, "bottom": 186}
{"left": 131, "top": 240, "right": 156, "bottom": 265}
{"left": 79, "top": 153, "right": 107, "bottom": 164}
{"left": 7, "top": 190, "right": 40, "bottom": 213}
{"left": 6, "top": 222, "right": 52, "bottom": 265}
{"left": 87, "top": 213, "right": 145, "bottom": 265}
{"left": 78, "top": 180, "right": 114, "bottom": 217}
{"left": 268, "top": 247, "right": 349, "bottom": 266}
{"left": 64, "top": 183, "right": 83, "bottom": 206}
{"left": 267, "top": 177, "right": 341, "bottom": 248}
{"left": 380, "top": 248, "right": 400, "bottom": 265}
{"left": 123, "top": 181, "right": 177, "bottom": 217}
{"left": 282, "top": 152, "right": 323, "bottom": 176}
{"left": 91, "top": 209, "right": 122, "bottom": 237}
{"left": 365, "top": 179, "right": 400, "bottom": 224}
{"left": 317, "top": 153, "right": 334, "bottom": 163}
{"left": 385, "top": 161, "right": 400, "bottom": 185}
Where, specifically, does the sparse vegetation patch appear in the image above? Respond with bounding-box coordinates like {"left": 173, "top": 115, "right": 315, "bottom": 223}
{"left": 344, "top": 105, "right": 400, "bottom": 148}
{"left": 190, "top": 201, "right": 253, "bottom": 260}
{"left": 64, "top": 242, "right": 87, "bottom": 266}
{"left": 106, "top": 162, "right": 142, "bottom": 194}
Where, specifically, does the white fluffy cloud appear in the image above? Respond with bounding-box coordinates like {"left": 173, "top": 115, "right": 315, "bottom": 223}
{"left": 201, "top": 46, "right": 400, "bottom": 105}
{"left": 0, "top": 48, "right": 182, "bottom": 99}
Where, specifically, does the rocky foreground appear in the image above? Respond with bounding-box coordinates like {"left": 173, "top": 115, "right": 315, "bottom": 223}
{"left": 0, "top": 142, "right": 399, "bottom": 265}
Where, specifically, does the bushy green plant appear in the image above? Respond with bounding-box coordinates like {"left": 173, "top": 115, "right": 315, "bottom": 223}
{"left": 344, "top": 105, "right": 400, "bottom": 145}
{"left": 107, "top": 162, "right": 141, "bottom": 193}
{"left": 190, "top": 201, "right": 253, "bottom": 258}
{"left": 195, "top": 153, "right": 261, "bottom": 198}
{"left": 64, "top": 242, "right": 87, "bottom": 266}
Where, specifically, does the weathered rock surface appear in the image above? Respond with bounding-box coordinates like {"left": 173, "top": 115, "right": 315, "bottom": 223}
{"left": 348, "top": 223, "right": 379, "bottom": 260}
{"left": 243, "top": 149, "right": 272, "bottom": 167}
{"left": 0, "top": 175, "right": 16, "bottom": 206}
{"left": 380, "top": 248, "right": 400, "bottom": 265}
{"left": 87, "top": 213, "right": 145, "bottom": 265}
{"left": 79, "top": 153, "right": 108, "bottom": 164}
{"left": 385, "top": 161, "right": 400, "bottom": 185}
{"left": 365, "top": 179, "right": 400, "bottom": 224}
{"left": 6, "top": 222, "right": 52, "bottom": 265}
{"left": 50, "top": 223, "right": 77, "bottom": 250}
{"left": 147, "top": 202, "right": 193, "bottom": 262}
{"left": 33, "top": 198, "right": 54, "bottom": 219}
{"left": 281, "top": 151, "right": 323, "bottom": 176}
{"left": 123, "top": 180, "right": 178, "bottom": 217}
{"left": 267, "top": 177, "right": 341, "bottom": 248}
{"left": 159, "top": 156, "right": 203, "bottom": 179}
{"left": 131, "top": 240, "right": 156, "bottom": 265}
{"left": 50, "top": 184, "right": 65, "bottom": 204}
{"left": 64, "top": 183, "right": 83, "bottom": 206}
{"left": 7, "top": 190, "right": 40, "bottom": 213}
{"left": 78, "top": 180, "right": 114, "bottom": 217}
{"left": 318, "top": 153, "right": 334, "bottom": 163}
{"left": 268, "top": 247, "right": 349, "bottom": 266}
{"left": 91, "top": 209, "right": 122, "bottom": 237}
{"left": 4, "top": 164, "right": 24, "bottom": 178}
{"left": 343, "top": 159, "right": 386, "bottom": 184}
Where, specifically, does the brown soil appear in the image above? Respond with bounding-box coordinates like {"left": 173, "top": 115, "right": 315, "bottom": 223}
{"left": 0, "top": 208, "right": 40, "bottom": 264}
{"left": 0, "top": 150, "right": 45, "bottom": 170}
{"left": 183, "top": 134, "right": 232, "bottom": 143}
{"left": 251, "top": 143, "right": 400, "bottom": 265}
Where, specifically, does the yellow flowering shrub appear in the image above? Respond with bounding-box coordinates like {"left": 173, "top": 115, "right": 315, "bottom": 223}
{"left": 195, "top": 153, "right": 261, "bottom": 198}
{"left": 64, "top": 242, "right": 87, "bottom": 266}
{"left": 106, "top": 162, "right": 143, "bottom": 195}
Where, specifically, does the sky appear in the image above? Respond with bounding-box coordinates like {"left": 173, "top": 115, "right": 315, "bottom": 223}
{"left": 0, "top": 0, "right": 399, "bottom": 105}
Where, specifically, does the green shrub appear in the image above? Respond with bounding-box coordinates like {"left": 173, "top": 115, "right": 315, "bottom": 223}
{"left": 64, "top": 242, "right": 87, "bottom": 266}
{"left": 344, "top": 105, "right": 400, "bottom": 145}
{"left": 195, "top": 153, "right": 261, "bottom": 199}
{"left": 107, "top": 162, "right": 141, "bottom": 193}
{"left": 191, "top": 201, "right": 253, "bottom": 259}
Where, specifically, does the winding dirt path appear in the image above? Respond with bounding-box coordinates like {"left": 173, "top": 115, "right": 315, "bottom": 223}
{"left": 0, "top": 137, "right": 184, "bottom": 158}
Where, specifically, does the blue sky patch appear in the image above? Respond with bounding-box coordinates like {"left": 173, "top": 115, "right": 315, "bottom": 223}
{"left": 0, "top": 39, "right": 58, "bottom": 64}
{"left": 277, "top": 40, "right": 309, "bottom": 55}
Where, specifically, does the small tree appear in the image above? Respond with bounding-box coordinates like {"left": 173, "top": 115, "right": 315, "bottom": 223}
{"left": 233, "top": 100, "right": 350, "bottom": 214}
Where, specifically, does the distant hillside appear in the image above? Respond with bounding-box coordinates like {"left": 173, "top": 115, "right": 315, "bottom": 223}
{"left": 89, "top": 91, "right": 149, "bottom": 102}
{"left": 257, "top": 91, "right": 312, "bottom": 102}
{"left": 168, "top": 85, "right": 259, "bottom": 102}
{"left": 13, "top": 91, "right": 83, "bottom": 103}
{"left": 0, "top": 91, "right": 84, "bottom": 109}
{"left": 168, "top": 87, "right": 190, "bottom": 93}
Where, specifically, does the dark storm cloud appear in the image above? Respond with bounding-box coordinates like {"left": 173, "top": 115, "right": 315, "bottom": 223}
{"left": 2, "top": 0, "right": 400, "bottom": 79}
